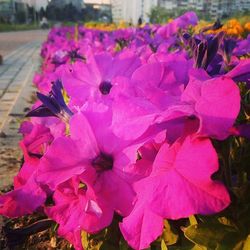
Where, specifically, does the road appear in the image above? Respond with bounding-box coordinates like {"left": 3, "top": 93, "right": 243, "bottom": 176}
{"left": 0, "top": 29, "right": 48, "bottom": 57}
{"left": 0, "top": 29, "right": 48, "bottom": 189}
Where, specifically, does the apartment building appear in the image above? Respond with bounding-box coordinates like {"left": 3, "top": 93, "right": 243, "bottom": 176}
{"left": 0, "top": 0, "right": 27, "bottom": 22}
{"left": 47, "top": 0, "right": 84, "bottom": 9}
{"left": 188, "top": 0, "right": 206, "bottom": 11}
{"left": 111, "top": 0, "right": 157, "bottom": 24}
{"left": 111, "top": 0, "right": 250, "bottom": 23}
{"left": 207, "top": 0, "right": 230, "bottom": 18}
{"left": 158, "top": 0, "right": 178, "bottom": 10}
{"left": 234, "top": 0, "right": 250, "bottom": 11}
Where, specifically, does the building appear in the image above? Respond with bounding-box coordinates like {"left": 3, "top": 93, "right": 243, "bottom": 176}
{"left": 158, "top": 0, "right": 178, "bottom": 10}
{"left": 84, "top": 2, "right": 111, "bottom": 22}
{"left": 47, "top": 0, "right": 84, "bottom": 9}
{"left": 0, "top": 0, "right": 28, "bottom": 22}
{"left": 111, "top": 0, "right": 250, "bottom": 24}
{"left": 111, "top": 0, "right": 157, "bottom": 24}
{"left": 207, "top": 0, "right": 231, "bottom": 18}
{"left": 22, "top": 0, "right": 48, "bottom": 11}
{"left": 233, "top": 0, "right": 250, "bottom": 12}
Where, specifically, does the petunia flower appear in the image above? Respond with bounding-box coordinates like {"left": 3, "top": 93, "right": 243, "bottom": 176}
{"left": 181, "top": 73, "right": 240, "bottom": 140}
{"left": 37, "top": 109, "right": 144, "bottom": 220}
{"left": 120, "top": 135, "right": 231, "bottom": 250}
{"left": 26, "top": 80, "right": 73, "bottom": 122}
{"left": 61, "top": 50, "right": 141, "bottom": 106}
{"left": 0, "top": 122, "right": 52, "bottom": 217}
{"left": 45, "top": 177, "right": 113, "bottom": 250}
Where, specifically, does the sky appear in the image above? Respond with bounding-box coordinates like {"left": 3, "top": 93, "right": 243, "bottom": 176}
{"left": 22, "top": 0, "right": 111, "bottom": 9}
{"left": 22, "top": 0, "right": 48, "bottom": 10}
{"left": 84, "top": 0, "right": 111, "bottom": 4}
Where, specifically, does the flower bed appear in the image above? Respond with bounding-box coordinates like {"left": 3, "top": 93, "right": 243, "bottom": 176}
{"left": 0, "top": 12, "right": 250, "bottom": 250}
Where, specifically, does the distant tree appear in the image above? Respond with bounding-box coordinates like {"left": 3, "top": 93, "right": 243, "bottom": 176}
{"left": 82, "top": 5, "right": 96, "bottom": 22}
{"left": 148, "top": 6, "right": 175, "bottom": 24}
{"left": 16, "top": 11, "right": 26, "bottom": 23}
{"left": 63, "top": 3, "right": 78, "bottom": 21}
{"left": 27, "top": 6, "right": 35, "bottom": 22}
{"left": 39, "top": 7, "right": 46, "bottom": 19}
{"left": 46, "top": 5, "right": 56, "bottom": 21}
{"left": 55, "top": 7, "right": 63, "bottom": 21}
{"left": 148, "top": 6, "right": 211, "bottom": 24}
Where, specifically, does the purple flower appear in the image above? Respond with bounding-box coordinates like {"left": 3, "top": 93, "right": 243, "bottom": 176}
{"left": 27, "top": 80, "right": 73, "bottom": 122}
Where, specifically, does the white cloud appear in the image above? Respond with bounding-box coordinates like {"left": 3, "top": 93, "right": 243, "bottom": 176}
{"left": 84, "top": 0, "right": 110, "bottom": 4}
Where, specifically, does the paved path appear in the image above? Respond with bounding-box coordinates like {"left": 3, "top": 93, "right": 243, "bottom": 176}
{"left": 0, "top": 30, "right": 48, "bottom": 57}
{"left": 0, "top": 30, "right": 48, "bottom": 189}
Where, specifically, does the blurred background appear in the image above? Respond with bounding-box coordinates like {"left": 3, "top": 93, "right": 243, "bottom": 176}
{"left": 0, "top": 0, "right": 249, "bottom": 31}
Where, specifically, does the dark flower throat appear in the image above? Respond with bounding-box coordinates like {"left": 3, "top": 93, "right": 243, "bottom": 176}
{"left": 99, "top": 81, "right": 112, "bottom": 95}
{"left": 92, "top": 153, "right": 113, "bottom": 172}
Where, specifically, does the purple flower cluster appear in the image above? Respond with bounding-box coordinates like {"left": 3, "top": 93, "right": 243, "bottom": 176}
{"left": 1, "top": 12, "right": 250, "bottom": 250}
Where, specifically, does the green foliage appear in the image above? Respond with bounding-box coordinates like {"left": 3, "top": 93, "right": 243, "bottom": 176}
{"left": 148, "top": 6, "right": 211, "bottom": 24}
{"left": 0, "top": 23, "right": 40, "bottom": 32}
{"left": 184, "top": 222, "right": 240, "bottom": 249}
{"left": 80, "top": 215, "right": 133, "bottom": 250}
{"left": 162, "top": 220, "right": 179, "bottom": 246}
{"left": 148, "top": 6, "right": 175, "bottom": 24}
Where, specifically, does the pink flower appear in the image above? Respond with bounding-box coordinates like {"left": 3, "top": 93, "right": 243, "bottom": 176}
{"left": 62, "top": 50, "right": 141, "bottom": 106}
{"left": 37, "top": 109, "right": 142, "bottom": 226}
{"left": 120, "top": 135, "right": 230, "bottom": 250}
{"left": 181, "top": 74, "right": 240, "bottom": 139}
{"left": 0, "top": 122, "right": 52, "bottom": 217}
{"left": 157, "top": 11, "right": 198, "bottom": 38}
{"left": 46, "top": 177, "right": 113, "bottom": 250}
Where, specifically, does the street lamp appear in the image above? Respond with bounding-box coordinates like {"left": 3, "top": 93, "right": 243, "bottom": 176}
{"left": 33, "top": 0, "right": 37, "bottom": 24}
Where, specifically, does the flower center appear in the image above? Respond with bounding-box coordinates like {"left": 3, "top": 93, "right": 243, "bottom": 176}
{"left": 99, "top": 81, "right": 112, "bottom": 95}
{"left": 92, "top": 153, "right": 113, "bottom": 172}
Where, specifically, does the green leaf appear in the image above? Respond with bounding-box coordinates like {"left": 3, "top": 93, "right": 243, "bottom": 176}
{"left": 215, "top": 232, "right": 244, "bottom": 250}
{"left": 184, "top": 223, "right": 236, "bottom": 249}
{"left": 81, "top": 231, "right": 88, "bottom": 249}
{"left": 161, "top": 239, "right": 168, "bottom": 250}
{"left": 100, "top": 242, "right": 117, "bottom": 250}
{"left": 217, "top": 217, "right": 237, "bottom": 229}
{"left": 162, "top": 220, "right": 179, "bottom": 246}
{"left": 191, "top": 245, "right": 207, "bottom": 250}
{"left": 243, "top": 235, "right": 250, "bottom": 250}
{"left": 119, "top": 238, "right": 131, "bottom": 250}
{"left": 189, "top": 215, "right": 198, "bottom": 225}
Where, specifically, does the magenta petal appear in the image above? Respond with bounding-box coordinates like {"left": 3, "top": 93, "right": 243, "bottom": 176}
{"left": 132, "top": 63, "right": 164, "bottom": 86}
{"left": 182, "top": 76, "right": 240, "bottom": 139}
{"left": 70, "top": 112, "right": 99, "bottom": 158}
{"left": 149, "top": 136, "right": 230, "bottom": 218}
{"left": 229, "top": 124, "right": 250, "bottom": 139}
{"left": 0, "top": 175, "right": 46, "bottom": 218}
{"left": 113, "top": 52, "right": 141, "bottom": 78}
{"left": 196, "top": 77, "right": 240, "bottom": 139}
{"left": 122, "top": 135, "right": 230, "bottom": 250}
{"left": 120, "top": 205, "right": 163, "bottom": 250}
{"left": 37, "top": 137, "right": 89, "bottom": 190}
{"left": 96, "top": 171, "right": 135, "bottom": 216}
{"left": 111, "top": 95, "right": 158, "bottom": 141}
{"left": 46, "top": 178, "right": 113, "bottom": 249}
{"left": 94, "top": 52, "right": 113, "bottom": 79}
{"left": 226, "top": 58, "right": 250, "bottom": 84}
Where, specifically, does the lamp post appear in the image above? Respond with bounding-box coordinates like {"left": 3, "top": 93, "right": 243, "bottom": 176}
{"left": 11, "top": 0, "right": 16, "bottom": 23}
{"left": 141, "top": 0, "right": 144, "bottom": 21}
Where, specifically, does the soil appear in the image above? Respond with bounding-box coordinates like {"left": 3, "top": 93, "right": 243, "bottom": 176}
{"left": 0, "top": 194, "right": 72, "bottom": 250}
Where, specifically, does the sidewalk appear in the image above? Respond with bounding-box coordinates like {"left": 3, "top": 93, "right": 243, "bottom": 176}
{"left": 0, "top": 41, "right": 42, "bottom": 189}
{"left": 0, "top": 30, "right": 48, "bottom": 57}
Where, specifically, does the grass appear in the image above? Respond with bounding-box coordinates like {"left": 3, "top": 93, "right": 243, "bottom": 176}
{"left": 0, "top": 23, "right": 40, "bottom": 32}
